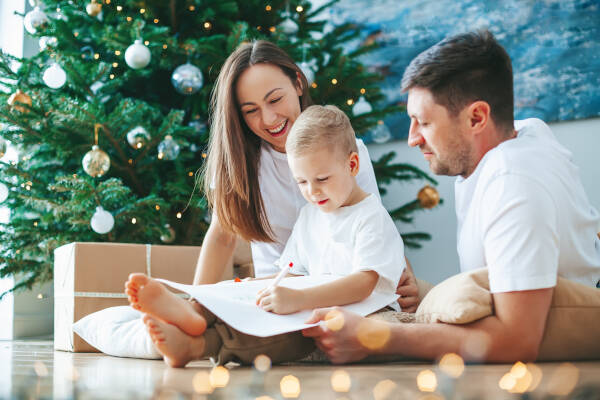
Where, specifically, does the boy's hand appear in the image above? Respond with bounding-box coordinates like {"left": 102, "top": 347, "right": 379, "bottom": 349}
{"left": 256, "top": 286, "right": 304, "bottom": 314}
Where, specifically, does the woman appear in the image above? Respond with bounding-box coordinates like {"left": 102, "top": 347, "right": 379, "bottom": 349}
{"left": 195, "top": 40, "right": 419, "bottom": 311}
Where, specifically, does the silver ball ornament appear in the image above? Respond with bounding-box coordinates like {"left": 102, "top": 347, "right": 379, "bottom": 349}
{"left": 125, "top": 40, "right": 151, "bottom": 70}
{"left": 352, "top": 96, "right": 373, "bottom": 116}
{"left": 279, "top": 17, "right": 298, "bottom": 35}
{"left": 126, "top": 126, "right": 150, "bottom": 149}
{"left": 91, "top": 206, "right": 114, "bottom": 234}
{"left": 39, "top": 36, "right": 58, "bottom": 51}
{"left": 171, "top": 63, "right": 203, "bottom": 95}
{"left": 24, "top": 7, "right": 49, "bottom": 34}
{"left": 160, "top": 224, "right": 176, "bottom": 243}
{"left": 370, "top": 120, "right": 392, "bottom": 144}
{"left": 158, "top": 135, "right": 180, "bottom": 160}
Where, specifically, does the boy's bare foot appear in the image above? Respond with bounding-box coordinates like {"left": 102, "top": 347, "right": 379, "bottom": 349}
{"left": 125, "top": 273, "right": 207, "bottom": 336}
{"left": 143, "top": 315, "right": 206, "bottom": 368}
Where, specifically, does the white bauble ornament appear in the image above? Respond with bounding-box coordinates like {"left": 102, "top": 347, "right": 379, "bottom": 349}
{"left": 158, "top": 135, "right": 180, "bottom": 160}
{"left": 370, "top": 120, "right": 392, "bottom": 144}
{"left": 126, "top": 126, "right": 150, "bottom": 149}
{"left": 279, "top": 17, "right": 298, "bottom": 35}
{"left": 188, "top": 119, "right": 207, "bottom": 134}
{"left": 298, "top": 61, "right": 315, "bottom": 84}
{"left": 43, "top": 63, "right": 67, "bottom": 89}
{"left": 24, "top": 7, "right": 49, "bottom": 34}
{"left": 91, "top": 206, "right": 114, "bottom": 234}
{"left": 160, "top": 224, "right": 176, "bottom": 243}
{"left": 82, "top": 145, "right": 111, "bottom": 177}
{"left": 352, "top": 96, "right": 372, "bottom": 116}
{"left": 171, "top": 63, "right": 203, "bottom": 95}
{"left": 39, "top": 36, "right": 58, "bottom": 51}
{"left": 125, "top": 39, "right": 151, "bottom": 69}
{"left": 0, "top": 183, "right": 8, "bottom": 203}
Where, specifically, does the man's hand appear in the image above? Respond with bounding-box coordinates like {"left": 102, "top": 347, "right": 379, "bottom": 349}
{"left": 302, "top": 307, "right": 371, "bottom": 364}
{"left": 396, "top": 261, "right": 419, "bottom": 312}
{"left": 256, "top": 286, "right": 304, "bottom": 314}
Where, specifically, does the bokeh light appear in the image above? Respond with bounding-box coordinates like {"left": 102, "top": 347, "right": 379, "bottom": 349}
{"left": 357, "top": 319, "right": 390, "bottom": 350}
{"left": 280, "top": 375, "right": 301, "bottom": 398}
{"left": 209, "top": 366, "right": 230, "bottom": 388}
{"left": 254, "top": 354, "right": 272, "bottom": 372}
{"left": 526, "top": 363, "right": 543, "bottom": 392}
{"left": 548, "top": 363, "right": 579, "bottom": 396}
{"left": 373, "top": 379, "right": 397, "bottom": 400}
{"left": 324, "top": 309, "right": 345, "bottom": 331}
{"left": 438, "top": 353, "right": 464, "bottom": 378}
{"left": 499, "top": 373, "right": 516, "bottom": 391}
{"left": 193, "top": 371, "right": 214, "bottom": 394}
{"left": 331, "top": 370, "right": 351, "bottom": 392}
{"left": 255, "top": 397, "right": 275, "bottom": 400}
{"left": 417, "top": 369, "right": 438, "bottom": 392}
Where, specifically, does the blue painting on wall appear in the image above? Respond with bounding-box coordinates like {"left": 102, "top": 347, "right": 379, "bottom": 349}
{"left": 327, "top": 0, "right": 600, "bottom": 141}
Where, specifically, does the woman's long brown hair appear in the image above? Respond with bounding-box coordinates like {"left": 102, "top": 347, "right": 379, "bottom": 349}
{"left": 203, "top": 40, "right": 312, "bottom": 242}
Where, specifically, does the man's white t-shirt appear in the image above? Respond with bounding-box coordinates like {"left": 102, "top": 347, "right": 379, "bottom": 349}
{"left": 253, "top": 139, "right": 380, "bottom": 277}
{"left": 455, "top": 118, "right": 600, "bottom": 293}
{"left": 277, "top": 194, "right": 406, "bottom": 310}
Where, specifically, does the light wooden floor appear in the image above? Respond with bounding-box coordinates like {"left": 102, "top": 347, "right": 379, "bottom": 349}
{"left": 2, "top": 340, "right": 600, "bottom": 399}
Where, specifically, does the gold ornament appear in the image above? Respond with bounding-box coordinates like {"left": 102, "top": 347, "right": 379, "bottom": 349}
{"left": 7, "top": 90, "right": 32, "bottom": 113}
{"left": 86, "top": 0, "right": 102, "bottom": 17}
{"left": 417, "top": 185, "right": 440, "bottom": 209}
{"left": 82, "top": 145, "right": 110, "bottom": 177}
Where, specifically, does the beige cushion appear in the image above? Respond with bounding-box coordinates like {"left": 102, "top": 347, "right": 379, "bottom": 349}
{"left": 416, "top": 268, "right": 600, "bottom": 361}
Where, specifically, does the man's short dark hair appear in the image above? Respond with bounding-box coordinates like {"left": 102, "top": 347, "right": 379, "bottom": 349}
{"left": 401, "top": 30, "right": 514, "bottom": 134}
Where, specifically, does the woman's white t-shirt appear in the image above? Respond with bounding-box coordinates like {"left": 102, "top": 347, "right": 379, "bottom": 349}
{"left": 253, "top": 139, "right": 380, "bottom": 277}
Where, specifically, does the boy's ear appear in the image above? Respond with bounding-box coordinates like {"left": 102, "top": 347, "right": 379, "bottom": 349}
{"left": 349, "top": 151, "right": 360, "bottom": 177}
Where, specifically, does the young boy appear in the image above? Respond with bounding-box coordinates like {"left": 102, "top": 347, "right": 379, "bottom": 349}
{"left": 125, "top": 105, "right": 406, "bottom": 367}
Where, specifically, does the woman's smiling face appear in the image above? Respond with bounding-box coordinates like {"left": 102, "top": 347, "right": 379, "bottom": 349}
{"left": 236, "top": 63, "right": 303, "bottom": 153}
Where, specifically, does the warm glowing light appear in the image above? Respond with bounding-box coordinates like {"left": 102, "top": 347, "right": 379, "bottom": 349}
{"left": 331, "top": 78, "right": 338, "bottom": 84}
{"left": 115, "top": 50, "right": 121, "bottom": 55}
{"left": 74, "top": 31, "right": 80, "bottom": 37}
{"left": 94, "top": 53, "right": 100, "bottom": 60}
{"left": 356, "top": 319, "right": 390, "bottom": 350}
{"left": 417, "top": 370, "right": 437, "bottom": 392}
{"left": 510, "top": 370, "right": 533, "bottom": 394}
{"left": 37, "top": 293, "right": 43, "bottom": 299}
{"left": 33, "top": 221, "right": 37, "bottom": 226}
{"left": 140, "top": 8, "right": 145, "bottom": 14}
{"left": 112, "top": 62, "right": 118, "bottom": 68}
{"left": 128, "top": 159, "right": 133, "bottom": 164}
{"left": 189, "top": 5, "right": 195, "bottom": 11}
{"left": 324, "top": 309, "right": 345, "bottom": 331}
{"left": 265, "top": 5, "right": 272, "bottom": 11}
{"left": 296, "top": 5, "right": 304, "bottom": 12}
{"left": 373, "top": 380, "right": 397, "bottom": 400}
{"left": 105, "top": 0, "right": 110, "bottom": 4}
{"left": 548, "top": 363, "right": 579, "bottom": 396}
{"left": 110, "top": 74, "right": 115, "bottom": 79}
{"left": 254, "top": 354, "right": 272, "bottom": 372}
{"left": 269, "top": 26, "right": 276, "bottom": 32}
{"left": 204, "top": 22, "right": 212, "bottom": 29}
{"left": 499, "top": 373, "right": 516, "bottom": 391}
{"left": 155, "top": 205, "right": 160, "bottom": 211}
{"left": 163, "top": 44, "right": 168, "bottom": 49}
{"left": 144, "top": 40, "right": 149, "bottom": 45}
{"left": 209, "top": 366, "right": 230, "bottom": 388}
{"left": 360, "top": 88, "right": 366, "bottom": 94}
{"left": 526, "top": 363, "right": 543, "bottom": 392}
{"left": 176, "top": 212, "right": 182, "bottom": 219}
{"left": 510, "top": 362, "right": 528, "bottom": 378}
{"left": 154, "top": 19, "right": 159, "bottom": 23}
{"left": 131, "top": 218, "right": 137, "bottom": 224}
{"left": 26, "top": 185, "right": 31, "bottom": 191}
{"left": 33, "top": 361, "right": 48, "bottom": 377}
{"left": 126, "top": 16, "right": 132, "bottom": 21}
{"left": 439, "top": 353, "right": 464, "bottom": 378}
{"left": 158, "top": 152, "right": 164, "bottom": 160}
{"left": 347, "top": 99, "right": 354, "bottom": 105}
{"left": 192, "top": 371, "right": 214, "bottom": 394}
{"left": 311, "top": 82, "right": 318, "bottom": 88}
{"left": 280, "top": 375, "right": 300, "bottom": 398}
{"left": 188, "top": 171, "right": 194, "bottom": 177}
{"left": 116, "top": 5, "right": 122, "bottom": 11}
{"left": 202, "top": 153, "right": 207, "bottom": 159}
{"left": 330, "top": 370, "right": 351, "bottom": 392}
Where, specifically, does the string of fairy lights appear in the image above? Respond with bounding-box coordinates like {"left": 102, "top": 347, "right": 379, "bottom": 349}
{"left": 2, "top": 0, "right": 412, "bottom": 236}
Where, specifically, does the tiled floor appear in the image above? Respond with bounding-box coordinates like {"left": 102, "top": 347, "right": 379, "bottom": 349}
{"left": 2, "top": 340, "right": 600, "bottom": 399}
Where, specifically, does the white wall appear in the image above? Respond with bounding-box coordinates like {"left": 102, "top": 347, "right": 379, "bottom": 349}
{"left": 368, "top": 117, "right": 600, "bottom": 285}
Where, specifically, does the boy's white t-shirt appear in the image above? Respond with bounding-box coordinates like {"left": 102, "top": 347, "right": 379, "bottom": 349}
{"left": 253, "top": 138, "right": 380, "bottom": 277}
{"left": 455, "top": 118, "right": 600, "bottom": 293}
{"left": 277, "top": 193, "right": 406, "bottom": 310}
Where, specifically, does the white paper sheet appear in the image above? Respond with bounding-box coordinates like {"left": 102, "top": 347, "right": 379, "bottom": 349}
{"left": 157, "top": 276, "right": 399, "bottom": 337}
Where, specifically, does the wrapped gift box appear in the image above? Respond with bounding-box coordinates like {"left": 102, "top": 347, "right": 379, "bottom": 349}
{"left": 54, "top": 242, "right": 204, "bottom": 352}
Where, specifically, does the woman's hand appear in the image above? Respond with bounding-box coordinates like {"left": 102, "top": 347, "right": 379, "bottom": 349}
{"left": 396, "top": 259, "right": 419, "bottom": 312}
{"left": 256, "top": 286, "right": 305, "bottom": 314}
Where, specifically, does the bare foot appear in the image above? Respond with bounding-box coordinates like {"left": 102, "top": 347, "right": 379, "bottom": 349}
{"left": 143, "top": 315, "right": 206, "bottom": 368}
{"left": 125, "top": 273, "right": 207, "bottom": 336}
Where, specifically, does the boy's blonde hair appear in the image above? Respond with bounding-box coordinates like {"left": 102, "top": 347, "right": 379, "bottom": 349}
{"left": 286, "top": 105, "right": 358, "bottom": 159}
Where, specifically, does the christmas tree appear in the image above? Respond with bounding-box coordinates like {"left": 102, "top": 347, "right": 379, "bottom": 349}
{"left": 0, "top": 0, "right": 439, "bottom": 297}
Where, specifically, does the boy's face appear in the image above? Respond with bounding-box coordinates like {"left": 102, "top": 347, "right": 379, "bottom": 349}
{"left": 288, "top": 147, "right": 359, "bottom": 213}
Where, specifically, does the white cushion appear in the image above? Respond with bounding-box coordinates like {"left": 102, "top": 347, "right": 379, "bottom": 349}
{"left": 72, "top": 306, "right": 162, "bottom": 359}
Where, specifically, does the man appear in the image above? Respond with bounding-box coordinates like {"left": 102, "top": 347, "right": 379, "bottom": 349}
{"left": 302, "top": 30, "right": 600, "bottom": 363}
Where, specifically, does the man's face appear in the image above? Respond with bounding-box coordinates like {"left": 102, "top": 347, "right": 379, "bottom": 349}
{"left": 406, "top": 87, "right": 472, "bottom": 177}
